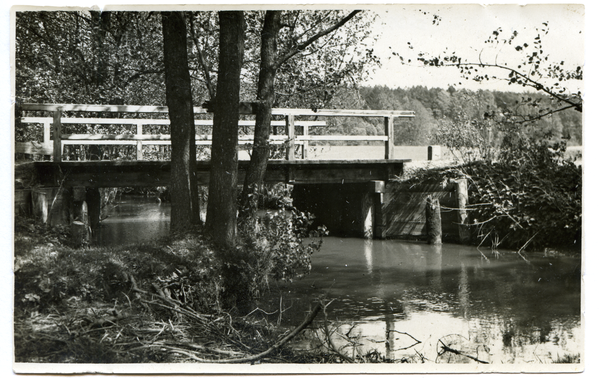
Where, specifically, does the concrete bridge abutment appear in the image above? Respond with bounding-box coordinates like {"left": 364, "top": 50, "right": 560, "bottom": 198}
{"left": 26, "top": 186, "right": 102, "bottom": 244}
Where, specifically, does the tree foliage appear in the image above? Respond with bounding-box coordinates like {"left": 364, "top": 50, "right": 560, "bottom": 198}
{"left": 15, "top": 9, "right": 378, "bottom": 109}
{"left": 16, "top": 11, "right": 165, "bottom": 105}
{"left": 412, "top": 22, "right": 582, "bottom": 122}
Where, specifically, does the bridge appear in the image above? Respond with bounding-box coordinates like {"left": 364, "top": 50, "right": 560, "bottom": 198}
{"left": 15, "top": 103, "right": 415, "bottom": 239}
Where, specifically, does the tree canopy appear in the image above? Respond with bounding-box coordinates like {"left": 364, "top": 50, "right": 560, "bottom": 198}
{"left": 15, "top": 10, "right": 378, "bottom": 109}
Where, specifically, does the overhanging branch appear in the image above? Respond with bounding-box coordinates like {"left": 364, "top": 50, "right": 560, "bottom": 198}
{"left": 454, "top": 62, "right": 581, "bottom": 111}
{"left": 275, "top": 10, "right": 361, "bottom": 68}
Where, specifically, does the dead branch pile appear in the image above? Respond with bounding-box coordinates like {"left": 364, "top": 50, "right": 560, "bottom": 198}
{"left": 15, "top": 271, "right": 322, "bottom": 364}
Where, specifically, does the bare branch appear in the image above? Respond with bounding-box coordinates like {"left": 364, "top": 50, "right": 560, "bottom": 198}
{"left": 512, "top": 103, "right": 580, "bottom": 124}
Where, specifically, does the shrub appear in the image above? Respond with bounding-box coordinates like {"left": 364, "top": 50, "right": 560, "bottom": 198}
{"left": 220, "top": 185, "right": 327, "bottom": 310}
{"left": 464, "top": 138, "right": 581, "bottom": 250}
{"left": 398, "top": 137, "right": 581, "bottom": 251}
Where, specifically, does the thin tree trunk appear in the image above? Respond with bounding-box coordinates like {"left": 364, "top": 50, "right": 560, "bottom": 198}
{"left": 205, "top": 11, "right": 245, "bottom": 248}
{"left": 239, "top": 11, "right": 360, "bottom": 218}
{"left": 162, "top": 11, "right": 200, "bottom": 232}
{"left": 239, "top": 11, "right": 281, "bottom": 218}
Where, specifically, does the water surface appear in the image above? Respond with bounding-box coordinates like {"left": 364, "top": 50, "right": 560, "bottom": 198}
{"left": 92, "top": 196, "right": 170, "bottom": 246}
{"left": 93, "top": 197, "right": 582, "bottom": 364}
{"left": 260, "top": 238, "right": 581, "bottom": 364}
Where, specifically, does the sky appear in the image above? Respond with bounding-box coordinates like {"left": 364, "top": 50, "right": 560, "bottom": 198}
{"left": 364, "top": 4, "right": 585, "bottom": 92}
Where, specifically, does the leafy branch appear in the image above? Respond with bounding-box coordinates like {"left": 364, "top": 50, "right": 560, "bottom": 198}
{"left": 418, "top": 58, "right": 582, "bottom": 112}
{"left": 275, "top": 10, "right": 361, "bottom": 68}
{"left": 396, "top": 21, "right": 583, "bottom": 124}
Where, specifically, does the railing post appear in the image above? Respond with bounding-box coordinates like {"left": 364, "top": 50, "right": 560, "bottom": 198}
{"left": 136, "top": 122, "right": 143, "bottom": 160}
{"left": 43, "top": 120, "right": 51, "bottom": 146}
{"left": 302, "top": 123, "right": 309, "bottom": 159}
{"left": 52, "top": 108, "right": 62, "bottom": 162}
{"left": 384, "top": 115, "right": 395, "bottom": 160}
{"left": 285, "top": 114, "right": 295, "bottom": 161}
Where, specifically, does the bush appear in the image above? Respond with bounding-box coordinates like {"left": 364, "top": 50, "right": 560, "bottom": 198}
{"left": 465, "top": 138, "right": 581, "bottom": 250}
{"left": 398, "top": 137, "right": 582, "bottom": 251}
{"left": 14, "top": 222, "right": 223, "bottom": 316}
{"left": 219, "top": 185, "right": 327, "bottom": 310}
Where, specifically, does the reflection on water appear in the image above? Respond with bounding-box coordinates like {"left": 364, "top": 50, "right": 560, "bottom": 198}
{"left": 261, "top": 238, "right": 582, "bottom": 364}
{"left": 93, "top": 198, "right": 582, "bottom": 364}
{"left": 92, "top": 196, "right": 170, "bottom": 246}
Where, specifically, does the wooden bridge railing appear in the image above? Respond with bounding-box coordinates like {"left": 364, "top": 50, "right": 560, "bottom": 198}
{"left": 16, "top": 104, "right": 415, "bottom": 162}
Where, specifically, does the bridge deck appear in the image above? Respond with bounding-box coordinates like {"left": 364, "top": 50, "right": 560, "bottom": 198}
{"left": 17, "top": 159, "right": 410, "bottom": 188}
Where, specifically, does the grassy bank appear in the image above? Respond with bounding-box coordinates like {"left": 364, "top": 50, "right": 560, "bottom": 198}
{"left": 13, "top": 217, "right": 332, "bottom": 364}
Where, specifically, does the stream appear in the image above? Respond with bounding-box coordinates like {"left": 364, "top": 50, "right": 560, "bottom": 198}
{"left": 92, "top": 196, "right": 582, "bottom": 364}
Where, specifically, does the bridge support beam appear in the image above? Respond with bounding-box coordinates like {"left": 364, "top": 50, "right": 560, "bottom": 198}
{"left": 29, "top": 186, "right": 101, "bottom": 244}
{"left": 371, "top": 181, "right": 386, "bottom": 239}
{"left": 360, "top": 180, "right": 386, "bottom": 239}
{"left": 31, "top": 187, "right": 70, "bottom": 226}
{"left": 72, "top": 187, "right": 101, "bottom": 230}
{"left": 292, "top": 180, "right": 387, "bottom": 239}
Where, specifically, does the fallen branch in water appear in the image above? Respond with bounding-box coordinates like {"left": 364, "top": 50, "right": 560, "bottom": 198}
{"left": 437, "top": 339, "right": 489, "bottom": 364}
{"left": 476, "top": 231, "right": 491, "bottom": 261}
{"left": 387, "top": 330, "right": 422, "bottom": 351}
{"left": 516, "top": 232, "right": 538, "bottom": 265}
{"left": 318, "top": 300, "right": 356, "bottom": 363}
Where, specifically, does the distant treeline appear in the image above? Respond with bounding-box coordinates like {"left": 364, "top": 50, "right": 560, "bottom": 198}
{"left": 324, "top": 85, "right": 582, "bottom": 147}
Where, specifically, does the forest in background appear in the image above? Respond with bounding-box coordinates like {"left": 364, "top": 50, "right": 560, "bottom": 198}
{"left": 328, "top": 85, "right": 582, "bottom": 148}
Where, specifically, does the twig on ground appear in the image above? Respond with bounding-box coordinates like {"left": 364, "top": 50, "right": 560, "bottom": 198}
{"left": 143, "top": 302, "right": 323, "bottom": 363}
{"left": 243, "top": 307, "right": 279, "bottom": 318}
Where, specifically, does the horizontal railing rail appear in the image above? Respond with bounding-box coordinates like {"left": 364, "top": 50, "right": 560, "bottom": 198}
{"left": 17, "top": 103, "right": 415, "bottom": 161}
{"left": 20, "top": 103, "right": 416, "bottom": 117}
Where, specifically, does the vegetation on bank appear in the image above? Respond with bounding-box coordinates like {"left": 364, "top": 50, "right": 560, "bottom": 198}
{"left": 15, "top": 185, "right": 339, "bottom": 364}
{"left": 398, "top": 138, "right": 582, "bottom": 252}
{"left": 13, "top": 216, "right": 325, "bottom": 364}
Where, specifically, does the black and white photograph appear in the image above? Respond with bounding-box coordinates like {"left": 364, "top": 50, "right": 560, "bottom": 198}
{"left": 8, "top": 2, "right": 588, "bottom": 375}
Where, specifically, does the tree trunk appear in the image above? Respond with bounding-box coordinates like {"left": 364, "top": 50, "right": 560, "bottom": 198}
{"left": 162, "top": 11, "right": 200, "bottom": 232}
{"left": 239, "top": 11, "right": 281, "bottom": 218}
{"left": 239, "top": 11, "right": 360, "bottom": 218}
{"left": 205, "top": 11, "right": 245, "bottom": 248}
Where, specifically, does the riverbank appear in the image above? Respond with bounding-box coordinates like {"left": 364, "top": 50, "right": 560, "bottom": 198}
{"left": 14, "top": 215, "right": 581, "bottom": 366}
{"left": 14, "top": 216, "right": 338, "bottom": 364}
